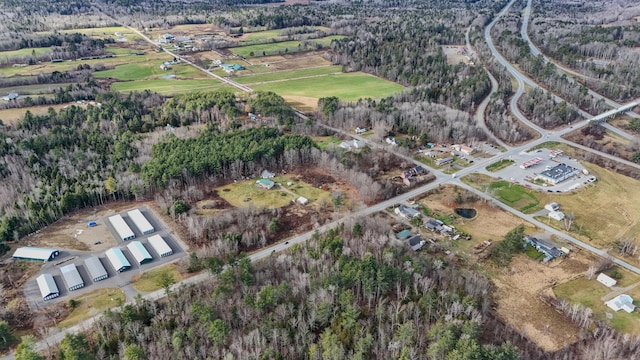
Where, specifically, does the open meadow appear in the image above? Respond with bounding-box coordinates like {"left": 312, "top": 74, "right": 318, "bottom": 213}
{"left": 58, "top": 288, "right": 126, "bottom": 328}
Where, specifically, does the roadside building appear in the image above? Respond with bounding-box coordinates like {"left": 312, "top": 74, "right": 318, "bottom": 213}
{"left": 105, "top": 247, "right": 131, "bottom": 272}
{"left": 537, "top": 163, "right": 580, "bottom": 185}
{"left": 84, "top": 256, "right": 108, "bottom": 282}
{"left": 597, "top": 273, "right": 617, "bottom": 287}
{"left": 148, "top": 235, "right": 173, "bottom": 257}
{"left": 605, "top": 294, "right": 636, "bottom": 313}
{"left": 108, "top": 214, "right": 135, "bottom": 241}
{"left": 544, "top": 202, "right": 560, "bottom": 212}
{"left": 127, "top": 209, "right": 155, "bottom": 235}
{"left": 339, "top": 139, "right": 365, "bottom": 150}
{"left": 548, "top": 211, "right": 565, "bottom": 221}
{"left": 127, "top": 241, "right": 153, "bottom": 265}
{"left": 435, "top": 157, "right": 453, "bottom": 166}
{"left": 524, "top": 235, "right": 565, "bottom": 261}
{"left": 12, "top": 247, "right": 60, "bottom": 262}
{"left": 395, "top": 205, "right": 421, "bottom": 219}
{"left": 459, "top": 145, "right": 476, "bottom": 156}
{"left": 60, "top": 264, "right": 84, "bottom": 291}
{"left": 36, "top": 274, "right": 59, "bottom": 300}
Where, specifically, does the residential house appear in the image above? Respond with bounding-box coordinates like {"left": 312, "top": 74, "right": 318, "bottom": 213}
{"left": 597, "top": 273, "right": 617, "bottom": 287}
{"left": 425, "top": 219, "right": 444, "bottom": 232}
{"left": 548, "top": 211, "right": 565, "bottom": 221}
{"left": 408, "top": 235, "right": 426, "bottom": 251}
{"left": 460, "top": 145, "right": 476, "bottom": 156}
{"left": 160, "top": 63, "right": 171, "bottom": 71}
{"left": 403, "top": 177, "right": 417, "bottom": 187}
{"left": 339, "top": 139, "right": 365, "bottom": 150}
{"left": 386, "top": 137, "right": 398, "bottom": 145}
{"left": 544, "top": 202, "right": 560, "bottom": 212}
{"left": 355, "top": 127, "right": 367, "bottom": 134}
{"left": 394, "top": 205, "right": 421, "bottom": 219}
{"left": 261, "top": 170, "right": 276, "bottom": 179}
{"left": 524, "top": 235, "right": 565, "bottom": 261}
{"left": 435, "top": 157, "right": 453, "bottom": 166}
{"left": 256, "top": 179, "right": 275, "bottom": 190}
{"left": 2, "top": 92, "right": 18, "bottom": 101}
{"left": 605, "top": 294, "right": 636, "bottom": 313}
{"left": 401, "top": 166, "right": 426, "bottom": 179}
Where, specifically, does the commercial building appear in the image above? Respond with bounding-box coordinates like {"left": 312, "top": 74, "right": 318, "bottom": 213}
{"left": 147, "top": 235, "right": 173, "bottom": 257}
{"left": 127, "top": 241, "right": 153, "bottom": 265}
{"left": 36, "top": 274, "right": 59, "bottom": 300}
{"left": 536, "top": 163, "right": 580, "bottom": 185}
{"left": 60, "top": 264, "right": 84, "bottom": 291}
{"left": 127, "top": 209, "right": 155, "bottom": 235}
{"left": 84, "top": 256, "right": 108, "bottom": 282}
{"left": 108, "top": 214, "right": 135, "bottom": 241}
{"left": 12, "top": 247, "right": 60, "bottom": 262}
{"left": 105, "top": 248, "right": 131, "bottom": 272}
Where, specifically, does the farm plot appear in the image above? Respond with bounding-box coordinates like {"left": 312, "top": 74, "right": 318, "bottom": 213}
{"left": 0, "top": 47, "right": 52, "bottom": 60}
{"left": 0, "top": 103, "right": 86, "bottom": 127}
{"left": 234, "top": 66, "right": 342, "bottom": 85}
{"left": 230, "top": 40, "right": 305, "bottom": 58}
{"left": 111, "top": 78, "right": 228, "bottom": 95}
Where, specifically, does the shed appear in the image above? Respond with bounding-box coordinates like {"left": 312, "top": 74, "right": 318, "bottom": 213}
{"left": 548, "top": 211, "right": 565, "bottom": 221}
{"left": 127, "top": 209, "right": 155, "bottom": 235}
{"left": 256, "top": 179, "right": 275, "bottom": 190}
{"left": 544, "top": 202, "right": 560, "bottom": 212}
{"left": 60, "top": 264, "right": 84, "bottom": 291}
{"left": 597, "top": 273, "right": 617, "bottom": 287}
{"left": 261, "top": 170, "right": 276, "bottom": 179}
{"left": 108, "top": 214, "right": 135, "bottom": 241}
{"left": 36, "top": 274, "right": 59, "bottom": 300}
{"left": 127, "top": 241, "right": 153, "bottom": 265}
{"left": 296, "top": 196, "right": 309, "bottom": 205}
{"left": 84, "top": 257, "right": 108, "bottom": 282}
{"left": 148, "top": 235, "right": 173, "bottom": 257}
{"left": 105, "top": 247, "right": 131, "bottom": 272}
{"left": 13, "top": 247, "right": 60, "bottom": 262}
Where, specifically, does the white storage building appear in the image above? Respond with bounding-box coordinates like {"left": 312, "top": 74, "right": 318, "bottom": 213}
{"left": 597, "top": 273, "right": 617, "bottom": 287}
{"left": 105, "top": 247, "right": 131, "bottom": 272}
{"left": 60, "top": 264, "right": 84, "bottom": 291}
{"left": 127, "top": 209, "right": 154, "bottom": 235}
{"left": 13, "top": 247, "right": 60, "bottom": 262}
{"left": 127, "top": 241, "right": 153, "bottom": 265}
{"left": 148, "top": 235, "right": 173, "bottom": 257}
{"left": 84, "top": 257, "right": 108, "bottom": 282}
{"left": 36, "top": 273, "right": 59, "bottom": 300}
{"left": 108, "top": 214, "right": 135, "bottom": 241}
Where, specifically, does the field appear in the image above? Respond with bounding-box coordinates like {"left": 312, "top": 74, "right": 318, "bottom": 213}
{"left": 311, "top": 136, "right": 343, "bottom": 150}
{"left": 0, "top": 103, "right": 84, "bottom": 126}
{"left": 0, "top": 47, "right": 51, "bottom": 59}
{"left": 234, "top": 66, "right": 342, "bottom": 85}
{"left": 51, "top": 26, "right": 143, "bottom": 40}
{"left": 131, "top": 264, "right": 183, "bottom": 293}
{"left": 486, "top": 180, "right": 540, "bottom": 212}
{"left": 230, "top": 40, "right": 305, "bottom": 58}
{"left": 58, "top": 288, "right": 126, "bottom": 328}
{"left": 252, "top": 72, "right": 404, "bottom": 102}
{"left": 112, "top": 78, "right": 228, "bottom": 95}
{"left": 442, "top": 46, "right": 472, "bottom": 65}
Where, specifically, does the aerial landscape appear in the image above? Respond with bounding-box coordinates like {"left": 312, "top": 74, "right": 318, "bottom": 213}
{"left": 1, "top": 0, "right": 640, "bottom": 358}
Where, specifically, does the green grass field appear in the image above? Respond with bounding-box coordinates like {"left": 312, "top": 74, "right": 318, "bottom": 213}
{"left": 131, "top": 264, "right": 182, "bottom": 293}
{"left": 312, "top": 136, "right": 343, "bottom": 150}
{"left": 59, "top": 288, "right": 125, "bottom": 328}
{"left": 96, "top": 61, "right": 205, "bottom": 81}
{"left": 53, "top": 26, "right": 142, "bottom": 40}
{"left": 0, "top": 47, "right": 51, "bottom": 59}
{"left": 230, "top": 40, "right": 304, "bottom": 58}
{"left": 486, "top": 159, "right": 515, "bottom": 172}
{"left": 242, "top": 26, "right": 331, "bottom": 42}
{"left": 488, "top": 180, "right": 540, "bottom": 212}
{"left": 112, "top": 78, "right": 228, "bottom": 95}
{"left": 235, "top": 66, "right": 342, "bottom": 84}
{"left": 252, "top": 72, "right": 404, "bottom": 101}
{"left": 311, "top": 35, "right": 346, "bottom": 46}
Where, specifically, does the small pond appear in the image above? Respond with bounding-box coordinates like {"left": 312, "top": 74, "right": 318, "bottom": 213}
{"left": 454, "top": 208, "right": 477, "bottom": 219}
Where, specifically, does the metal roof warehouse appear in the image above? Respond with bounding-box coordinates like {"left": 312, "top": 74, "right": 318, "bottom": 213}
{"left": 105, "top": 247, "right": 131, "bottom": 272}
{"left": 84, "top": 256, "right": 108, "bottom": 282}
{"left": 13, "top": 247, "right": 60, "bottom": 262}
{"left": 60, "top": 264, "right": 84, "bottom": 291}
{"left": 127, "top": 209, "right": 155, "bottom": 235}
{"left": 537, "top": 163, "right": 580, "bottom": 185}
{"left": 108, "top": 214, "right": 136, "bottom": 241}
{"left": 148, "top": 235, "right": 173, "bottom": 257}
{"left": 127, "top": 241, "right": 153, "bottom": 265}
{"left": 36, "top": 273, "right": 59, "bottom": 300}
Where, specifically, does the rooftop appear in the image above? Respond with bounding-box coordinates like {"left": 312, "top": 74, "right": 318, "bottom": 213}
{"left": 539, "top": 163, "right": 578, "bottom": 180}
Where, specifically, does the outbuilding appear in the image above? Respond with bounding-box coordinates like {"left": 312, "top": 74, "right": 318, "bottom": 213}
{"left": 127, "top": 241, "right": 153, "bottom": 265}
{"left": 127, "top": 209, "right": 155, "bottom": 235}
{"left": 60, "top": 264, "right": 84, "bottom": 291}
{"left": 108, "top": 214, "right": 135, "bottom": 241}
{"left": 13, "top": 247, "right": 60, "bottom": 262}
{"left": 548, "top": 211, "right": 565, "bottom": 221}
{"left": 597, "top": 273, "right": 617, "bottom": 287}
{"left": 36, "top": 274, "right": 59, "bottom": 300}
{"left": 84, "top": 256, "right": 108, "bottom": 282}
{"left": 147, "top": 235, "right": 173, "bottom": 257}
{"left": 105, "top": 247, "right": 131, "bottom": 272}
{"left": 544, "top": 202, "right": 560, "bottom": 212}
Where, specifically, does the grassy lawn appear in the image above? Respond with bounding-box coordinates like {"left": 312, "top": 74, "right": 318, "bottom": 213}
{"left": 234, "top": 66, "right": 342, "bottom": 84}
{"left": 252, "top": 72, "right": 404, "bottom": 101}
{"left": 524, "top": 243, "right": 546, "bottom": 261}
{"left": 230, "top": 40, "right": 304, "bottom": 58}
{"left": 217, "top": 175, "right": 329, "bottom": 208}
{"left": 311, "top": 35, "right": 346, "bottom": 46}
{"left": 95, "top": 63, "right": 162, "bottom": 80}
{"left": 243, "top": 29, "right": 289, "bottom": 41}
{"left": 112, "top": 78, "right": 228, "bottom": 95}
{"left": 486, "top": 159, "right": 515, "bottom": 172}
{"left": 554, "top": 277, "right": 640, "bottom": 334}
{"left": 488, "top": 180, "right": 540, "bottom": 213}
{"left": 58, "top": 288, "right": 125, "bottom": 328}
{"left": 55, "top": 26, "right": 142, "bottom": 40}
{"left": 131, "top": 264, "right": 182, "bottom": 293}
{"left": 0, "top": 82, "right": 73, "bottom": 95}
{"left": 105, "top": 46, "right": 140, "bottom": 56}
{"left": 312, "top": 136, "right": 343, "bottom": 150}
{"left": 0, "top": 47, "right": 51, "bottom": 59}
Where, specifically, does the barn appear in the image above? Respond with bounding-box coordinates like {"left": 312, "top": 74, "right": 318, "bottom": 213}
{"left": 127, "top": 241, "right": 153, "bottom": 265}
{"left": 105, "top": 248, "right": 131, "bottom": 272}
{"left": 108, "top": 214, "right": 135, "bottom": 241}
{"left": 84, "top": 257, "right": 108, "bottom": 282}
{"left": 127, "top": 209, "right": 154, "bottom": 235}
{"left": 147, "top": 235, "right": 173, "bottom": 257}
{"left": 60, "top": 264, "right": 84, "bottom": 291}
{"left": 36, "top": 273, "right": 60, "bottom": 300}
{"left": 13, "top": 247, "right": 60, "bottom": 262}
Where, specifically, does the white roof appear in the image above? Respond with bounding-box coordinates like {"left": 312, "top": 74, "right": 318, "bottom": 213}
{"left": 127, "top": 241, "right": 152, "bottom": 264}
{"left": 36, "top": 273, "right": 59, "bottom": 298}
{"left": 606, "top": 294, "right": 636, "bottom": 313}
{"left": 597, "top": 273, "right": 617, "bottom": 287}
{"left": 84, "top": 257, "right": 108, "bottom": 280}
{"left": 60, "top": 264, "right": 83, "bottom": 289}
{"left": 147, "top": 235, "right": 172, "bottom": 256}
{"left": 13, "top": 247, "right": 59, "bottom": 261}
{"left": 108, "top": 214, "right": 135, "bottom": 240}
{"left": 105, "top": 247, "right": 131, "bottom": 271}
{"left": 548, "top": 211, "right": 565, "bottom": 220}
{"left": 127, "top": 209, "right": 154, "bottom": 234}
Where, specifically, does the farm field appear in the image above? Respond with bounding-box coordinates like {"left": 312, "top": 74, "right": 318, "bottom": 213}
{"left": 0, "top": 82, "right": 74, "bottom": 96}
{"left": 111, "top": 78, "right": 228, "bottom": 95}
{"left": 230, "top": 40, "right": 305, "bottom": 58}
{"left": 252, "top": 72, "right": 404, "bottom": 102}
{"left": 48, "top": 26, "right": 143, "bottom": 40}
{"left": 0, "top": 103, "right": 87, "bottom": 127}
{"left": 234, "top": 66, "right": 342, "bottom": 84}
{"left": 58, "top": 288, "right": 126, "bottom": 328}
{"left": 96, "top": 62, "right": 205, "bottom": 81}
{"left": 0, "top": 47, "right": 51, "bottom": 59}
{"left": 241, "top": 26, "right": 331, "bottom": 42}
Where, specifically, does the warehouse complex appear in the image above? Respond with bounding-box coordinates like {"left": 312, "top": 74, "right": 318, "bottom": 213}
{"left": 84, "top": 256, "right": 108, "bottom": 282}
{"left": 127, "top": 241, "right": 153, "bottom": 265}
{"left": 148, "top": 235, "right": 173, "bottom": 257}
{"left": 127, "top": 209, "right": 155, "bottom": 235}
{"left": 60, "top": 264, "right": 84, "bottom": 291}
{"left": 36, "top": 274, "right": 60, "bottom": 300}
{"left": 108, "top": 214, "right": 135, "bottom": 241}
{"left": 13, "top": 247, "right": 60, "bottom": 262}
{"left": 105, "top": 247, "right": 131, "bottom": 272}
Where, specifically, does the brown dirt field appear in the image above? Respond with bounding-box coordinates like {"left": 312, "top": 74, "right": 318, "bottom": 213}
{"left": 442, "top": 46, "right": 472, "bottom": 65}
{"left": 283, "top": 95, "right": 317, "bottom": 111}
{"left": 0, "top": 102, "right": 89, "bottom": 126}
{"left": 489, "top": 251, "right": 596, "bottom": 351}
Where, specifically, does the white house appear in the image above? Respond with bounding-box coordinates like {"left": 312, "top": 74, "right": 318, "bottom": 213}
{"left": 605, "top": 294, "right": 636, "bottom": 313}
{"left": 544, "top": 202, "right": 560, "bottom": 212}
{"left": 297, "top": 196, "right": 309, "bottom": 205}
{"left": 339, "top": 139, "right": 365, "bottom": 150}
{"left": 548, "top": 211, "right": 565, "bottom": 221}
{"left": 386, "top": 137, "right": 398, "bottom": 145}
{"left": 597, "top": 273, "right": 617, "bottom": 287}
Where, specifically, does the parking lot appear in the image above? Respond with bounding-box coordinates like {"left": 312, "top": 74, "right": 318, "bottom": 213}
{"left": 491, "top": 148, "right": 595, "bottom": 193}
{"left": 24, "top": 206, "right": 187, "bottom": 310}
